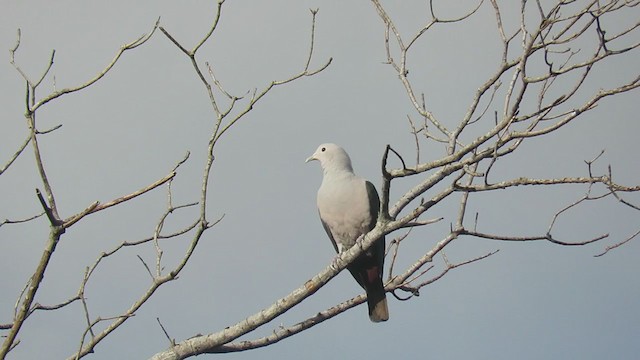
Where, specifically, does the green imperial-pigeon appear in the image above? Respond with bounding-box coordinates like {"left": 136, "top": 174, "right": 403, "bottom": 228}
{"left": 306, "top": 143, "right": 389, "bottom": 322}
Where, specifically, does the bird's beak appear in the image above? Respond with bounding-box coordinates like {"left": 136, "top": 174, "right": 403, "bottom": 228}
{"left": 305, "top": 155, "right": 316, "bottom": 163}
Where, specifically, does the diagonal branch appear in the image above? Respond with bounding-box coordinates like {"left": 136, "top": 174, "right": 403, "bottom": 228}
{"left": 0, "top": 132, "right": 31, "bottom": 176}
{"left": 29, "top": 19, "right": 160, "bottom": 112}
{"left": 63, "top": 170, "right": 177, "bottom": 228}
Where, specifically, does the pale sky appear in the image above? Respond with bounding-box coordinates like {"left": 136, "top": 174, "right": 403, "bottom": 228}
{"left": 1, "top": 1, "right": 639, "bottom": 359}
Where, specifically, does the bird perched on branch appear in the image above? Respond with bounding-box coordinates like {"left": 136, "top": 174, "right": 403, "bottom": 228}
{"left": 306, "top": 143, "right": 389, "bottom": 322}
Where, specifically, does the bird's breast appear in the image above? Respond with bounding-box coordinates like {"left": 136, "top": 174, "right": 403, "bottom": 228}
{"left": 317, "top": 178, "right": 372, "bottom": 247}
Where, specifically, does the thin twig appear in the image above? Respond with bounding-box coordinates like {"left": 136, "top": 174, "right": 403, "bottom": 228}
{"left": 595, "top": 229, "right": 640, "bottom": 257}
{"left": 157, "top": 318, "right": 176, "bottom": 346}
{"left": 0, "top": 212, "right": 45, "bottom": 228}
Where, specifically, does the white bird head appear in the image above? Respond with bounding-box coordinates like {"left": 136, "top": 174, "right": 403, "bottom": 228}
{"left": 305, "top": 143, "right": 354, "bottom": 173}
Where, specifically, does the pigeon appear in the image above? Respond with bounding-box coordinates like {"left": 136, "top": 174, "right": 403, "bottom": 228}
{"left": 306, "top": 143, "right": 389, "bottom": 322}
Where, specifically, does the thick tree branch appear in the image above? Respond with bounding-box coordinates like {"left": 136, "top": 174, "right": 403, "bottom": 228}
{"left": 0, "top": 226, "right": 64, "bottom": 357}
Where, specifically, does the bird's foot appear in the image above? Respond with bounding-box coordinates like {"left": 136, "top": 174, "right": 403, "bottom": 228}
{"left": 330, "top": 255, "right": 343, "bottom": 271}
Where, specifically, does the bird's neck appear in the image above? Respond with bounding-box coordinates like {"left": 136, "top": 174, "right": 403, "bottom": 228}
{"left": 322, "top": 167, "right": 355, "bottom": 180}
{"left": 322, "top": 160, "right": 354, "bottom": 175}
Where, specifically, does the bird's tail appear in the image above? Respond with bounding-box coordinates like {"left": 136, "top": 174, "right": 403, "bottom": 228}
{"left": 367, "top": 284, "right": 389, "bottom": 322}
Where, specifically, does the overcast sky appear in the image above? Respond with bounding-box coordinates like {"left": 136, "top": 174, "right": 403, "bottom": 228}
{"left": 1, "top": 1, "right": 639, "bottom": 359}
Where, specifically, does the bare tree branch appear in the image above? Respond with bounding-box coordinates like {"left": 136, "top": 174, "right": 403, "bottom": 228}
{"left": 4, "top": 1, "right": 638, "bottom": 358}
{"left": 0, "top": 132, "right": 31, "bottom": 176}
{"left": 149, "top": 8, "right": 332, "bottom": 359}
{"left": 0, "top": 212, "right": 44, "bottom": 228}
{"left": 63, "top": 169, "right": 178, "bottom": 228}
{"left": 595, "top": 229, "right": 640, "bottom": 257}
{"left": 1, "top": 16, "right": 170, "bottom": 359}
{"left": 0, "top": 222, "right": 64, "bottom": 357}
{"left": 29, "top": 18, "right": 160, "bottom": 112}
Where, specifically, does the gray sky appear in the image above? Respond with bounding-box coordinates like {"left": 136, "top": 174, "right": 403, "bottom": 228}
{"left": 1, "top": 1, "right": 639, "bottom": 359}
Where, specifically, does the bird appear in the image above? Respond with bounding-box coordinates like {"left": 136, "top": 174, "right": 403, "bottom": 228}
{"left": 306, "top": 143, "right": 389, "bottom": 322}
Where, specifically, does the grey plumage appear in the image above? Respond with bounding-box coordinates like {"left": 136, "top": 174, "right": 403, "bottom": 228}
{"left": 306, "top": 143, "right": 389, "bottom": 322}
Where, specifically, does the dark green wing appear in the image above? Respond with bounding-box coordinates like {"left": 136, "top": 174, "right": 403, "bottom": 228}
{"left": 364, "top": 180, "right": 381, "bottom": 231}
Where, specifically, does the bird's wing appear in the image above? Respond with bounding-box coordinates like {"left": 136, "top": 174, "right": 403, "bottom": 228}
{"left": 319, "top": 214, "right": 340, "bottom": 254}
{"left": 364, "top": 180, "right": 380, "bottom": 231}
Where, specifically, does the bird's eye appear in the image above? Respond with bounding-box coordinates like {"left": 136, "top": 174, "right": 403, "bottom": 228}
{"left": 321, "top": 147, "right": 326, "bottom": 152}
